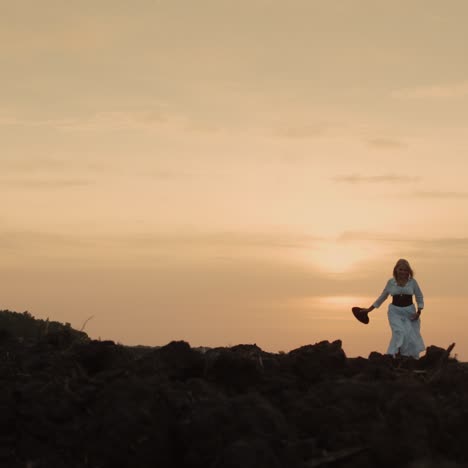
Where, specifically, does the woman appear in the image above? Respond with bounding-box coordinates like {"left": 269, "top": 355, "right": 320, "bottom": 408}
{"left": 359, "top": 258, "right": 425, "bottom": 358}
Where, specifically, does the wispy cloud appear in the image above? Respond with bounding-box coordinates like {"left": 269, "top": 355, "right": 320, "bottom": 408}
{"left": 0, "top": 113, "right": 74, "bottom": 129}
{"left": 0, "top": 157, "right": 70, "bottom": 172}
{"left": 338, "top": 231, "right": 404, "bottom": 243}
{"left": 142, "top": 170, "right": 193, "bottom": 180}
{"left": 0, "top": 108, "right": 227, "bottom": 136}
{"left": 2, "top": 178, "right": 91, "bottom": 188}
{"left": 114, "top": 231, "right": 322, "bottom": 250}
{"left": 0, "top": 108, "right": 173, "bottom": 132}
{"left": 412, "top": 190, "right": 468, "bottom": 199}
{"left": 273, "top": 123, "right": 328, "bottom": 139}
{"left": 0, "top": 229, "right": 322, "bottom": 254}
{"left": 392, "top": 81, "right": 468, "bottom": 99}
{"left": 333, "top": 174, "right": 420, "bottom": 184}
{"left": 0, "top": 231, "right": 90, "bottom": 251}
{"left": 339, "top": 230, "right": 468, "bottom": 254}
{"left": 58, "top": 111, "right": 169, "bottom": 132}
{"left": 367, "top": 138, "right": 406, "bottom": 149}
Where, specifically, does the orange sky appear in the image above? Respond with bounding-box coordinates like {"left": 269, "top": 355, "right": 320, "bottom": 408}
{"left": 2, "top": 1, "right": 468, "bottom": 358}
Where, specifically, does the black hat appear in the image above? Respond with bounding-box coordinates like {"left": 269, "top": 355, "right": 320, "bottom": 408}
{"left": 352, "top": 307, "right": 369, "bottom": 324}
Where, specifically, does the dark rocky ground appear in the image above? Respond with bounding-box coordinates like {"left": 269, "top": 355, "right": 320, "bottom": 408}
{"left": 0, "top": 310, "right": 467, "bottom": 467}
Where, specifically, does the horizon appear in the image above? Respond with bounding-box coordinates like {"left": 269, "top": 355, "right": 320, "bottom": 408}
{"left": 2, "top": 1, "right": 468, "bottom": 359}
{"left": 0, "top": 304, "right": 460, "bottom": 362}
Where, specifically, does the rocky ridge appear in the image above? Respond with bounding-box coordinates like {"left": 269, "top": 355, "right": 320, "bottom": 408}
{"left": 0, "top": 310, "right": 465, "bottom": 467}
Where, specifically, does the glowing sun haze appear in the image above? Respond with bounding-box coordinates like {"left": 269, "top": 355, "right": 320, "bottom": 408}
{"left": 2, "top": 0, "right": 468, "bottom": 358}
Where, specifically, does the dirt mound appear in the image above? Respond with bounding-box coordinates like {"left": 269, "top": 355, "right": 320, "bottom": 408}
{"left": 0, "top": 314, "right": 465, "bottom": 467}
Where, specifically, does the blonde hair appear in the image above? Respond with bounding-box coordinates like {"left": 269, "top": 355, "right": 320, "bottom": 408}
{"left": 393, "top": 258, "right": 414, "bottom": 279}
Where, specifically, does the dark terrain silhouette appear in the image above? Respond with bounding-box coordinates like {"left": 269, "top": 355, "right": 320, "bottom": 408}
{"left": 0, "top": 310, "right": 465, "bottom": 467}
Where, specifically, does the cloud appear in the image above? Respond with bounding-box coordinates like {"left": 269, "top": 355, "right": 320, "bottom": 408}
{"left": 339, "top": 230, "right": 468, "bottom": 257}
{"left": 143, "top": 170, "right": 191, "bottom": 180}
{"left": 0, "top": 107, "right": 229, "bottom": 137}
{"left": 367, "top": 138, "right": 406, "bottom": 149}
{"left": 0, "top": 112, "right": 72, "bottom": 128}
{"left": 273, "top": 123, "right": 328, "bottom": 139}
{"left": 0, "top": 156, "right": 70, "bottom": 172}
{"left": 113, "top": 231, "right": 322, "bottom": 251}
{"left": 340, "top": 230, "right": 468, "bottom": 244}
{"left": 411, "top": 190, "right": 468, "bottom": 199}
{"left": 0, "top": 231, "right": 90, "bottom": 251}
{"left": 0, "top": 103, "right": 178, "bottom": 132}
{"left": 0, "top": 156, "right": 107, "bottom": 183}
{"left": 2, "top": 178, "right": 92, "bottom": 188}
{"left": 0, "top": 229, "right": 322, "bottom": 256}
{"left": 392, "top": 81, "right": 468, "bottom": 99}
{"left": 57, "top": 111, "right": 170, "bottom": 132}
{"left": 333, "top": 174, "right": 420, "bottom": 184}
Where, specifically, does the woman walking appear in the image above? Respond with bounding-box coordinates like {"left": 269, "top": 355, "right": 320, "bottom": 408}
{"left": 355, "top": 258, "right": 425, "bottom": 358}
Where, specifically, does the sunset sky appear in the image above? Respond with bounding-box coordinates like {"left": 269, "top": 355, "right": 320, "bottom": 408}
{"left": 2, "top": 0, "right": 468, "bottom": 358}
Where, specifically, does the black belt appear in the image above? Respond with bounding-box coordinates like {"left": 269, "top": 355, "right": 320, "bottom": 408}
{"left": 392, "top": 294, "right": 413, "bottom": 307}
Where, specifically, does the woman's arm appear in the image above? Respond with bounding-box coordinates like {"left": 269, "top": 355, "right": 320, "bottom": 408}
{"left": 411, "top": 278, "right": 424, "bottom": 320}
{"left": 363, "top": 281, "right": 390, "bottom": 313}
{"left": 413, "top": 278, "right": 424, "bottom": 312}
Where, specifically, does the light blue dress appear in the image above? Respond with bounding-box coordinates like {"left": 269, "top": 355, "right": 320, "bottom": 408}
{"left": 372, "top": 278, "right": 425, "bottom": 358}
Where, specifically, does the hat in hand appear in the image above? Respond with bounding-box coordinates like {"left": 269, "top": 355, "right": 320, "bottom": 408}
{"left": 352, "top": 307, "right": 369, "bottom": 324}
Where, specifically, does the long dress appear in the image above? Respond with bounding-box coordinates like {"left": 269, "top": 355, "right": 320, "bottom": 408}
{"left": 372, "top": 277, "right": 425, "bottom": 358}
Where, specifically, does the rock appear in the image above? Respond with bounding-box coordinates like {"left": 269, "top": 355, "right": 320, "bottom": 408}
{"left": 136, "top": 340, "right": 204, "bottom": 380}
{"left": 286, "top": 340, "right": 347, "bottom": 382}
{"left": 205, "top": 348, "right": 263, "bottom": 392}
{"left": 72, "top": 340, "right": 131, "bottom": 375}
{"left": 419, "top": 345, "right": 450, "bottom": 368}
